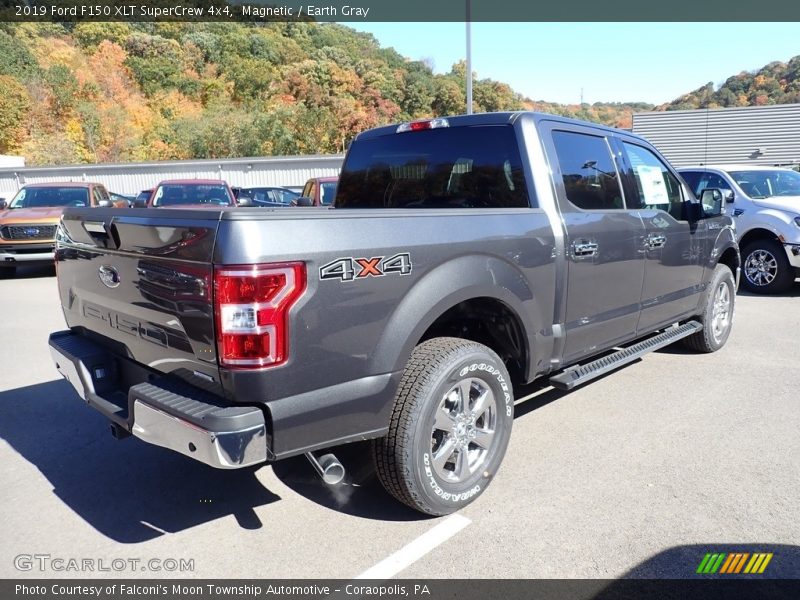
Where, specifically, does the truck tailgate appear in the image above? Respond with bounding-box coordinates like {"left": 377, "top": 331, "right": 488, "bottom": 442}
{"left": 57, "top": 208, "right": 224, "bottom": 394}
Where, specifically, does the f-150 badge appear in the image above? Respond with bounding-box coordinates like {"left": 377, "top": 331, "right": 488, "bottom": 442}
{"left": 320, "top": 253, "right": 412, "bottom": 281}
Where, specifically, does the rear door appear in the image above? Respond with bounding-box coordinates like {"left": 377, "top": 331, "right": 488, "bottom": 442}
{"left": 57, "top": 209, "right": 223, "bottom": 393}
{"left": 540, "top": 122, "right": 647, "bottom": 364}
{"left": 617, "top": 141, "right": 705, "bottom": 333}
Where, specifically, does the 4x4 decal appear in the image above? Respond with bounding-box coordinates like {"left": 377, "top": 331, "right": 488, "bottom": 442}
{"left": 320, "top": 253, "right": 412, "bottom": 281}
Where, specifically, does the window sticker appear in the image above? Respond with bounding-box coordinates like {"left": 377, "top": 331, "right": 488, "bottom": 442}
{"left": 636, "top": 165, "right": 669, "bottom": 205}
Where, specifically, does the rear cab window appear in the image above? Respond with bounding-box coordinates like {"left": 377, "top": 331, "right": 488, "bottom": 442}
{"left": 336, "top": 125, "right": 531, "bottom": 209}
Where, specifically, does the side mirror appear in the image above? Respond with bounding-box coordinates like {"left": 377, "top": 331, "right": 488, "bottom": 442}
{"left": 724, "top": 190, "right": 735, "bottom": 203}
{"left": 293, "top": 197, "right": 314, "bottom": 207}
{"left": 236, "top": 197, "right": 254, "bottom": 207}
{"left": 0, "top": 199, "right": 7, "bottom": 210}
{"left": 699, "top": 188, "right": 724, "bottom": 218}
{"left": 132, "top": 199, "right": 147, "bottom": 209}
{"left": 97, "top": 199, "right": 113, "bottom": 208}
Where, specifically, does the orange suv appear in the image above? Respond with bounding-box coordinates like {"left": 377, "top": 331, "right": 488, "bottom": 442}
{"left": 0, "top": 182, "right": 121, "bottom": 275}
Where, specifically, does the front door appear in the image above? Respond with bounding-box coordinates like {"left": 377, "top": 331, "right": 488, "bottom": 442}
{"left": 617, "top": 140, "right": 705, "bottom": 333}
{"left": 541, "top": 123, "right": 647, "bottom": 364}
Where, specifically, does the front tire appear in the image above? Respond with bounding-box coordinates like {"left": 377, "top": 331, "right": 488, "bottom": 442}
{"left": 684, "top": 263, "right": 735, "bottom": 353}
{"left": 373, "top": 337, "right": 514, "bottom": 516}
{"left": 741, "top": 239, "right": 793, "bottom": 294}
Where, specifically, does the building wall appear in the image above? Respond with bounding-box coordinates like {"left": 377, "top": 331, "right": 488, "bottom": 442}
{"left": 0, "top": 154, "right": 345, "bottom": 198}
{"left": 632, "top": 103, "right": 800, "bottom": 167}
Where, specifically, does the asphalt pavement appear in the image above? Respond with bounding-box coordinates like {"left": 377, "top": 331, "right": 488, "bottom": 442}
{"left": 1, "top": 265, "right": 798, "bottom": 580}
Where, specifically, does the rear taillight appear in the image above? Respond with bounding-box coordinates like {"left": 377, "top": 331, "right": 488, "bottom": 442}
{"left": 213, "top": 262, "right": 306, "bottom": 369}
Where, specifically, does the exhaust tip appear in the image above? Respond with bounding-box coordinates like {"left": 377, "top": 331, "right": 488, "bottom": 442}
{"left": 305, "top": 451, "right": 346, "bottom": 485}
{"left": 318, "top": 454, "right": 346, "bottom": 485}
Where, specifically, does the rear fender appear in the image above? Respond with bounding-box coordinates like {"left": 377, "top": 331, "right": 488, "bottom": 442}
{"left": 369, "top": 255, "right": 546, "bottom": 382}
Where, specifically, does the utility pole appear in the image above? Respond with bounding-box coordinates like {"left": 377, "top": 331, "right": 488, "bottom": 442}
{"left": 466, "top": 0, "right": 473, "bottom": 114}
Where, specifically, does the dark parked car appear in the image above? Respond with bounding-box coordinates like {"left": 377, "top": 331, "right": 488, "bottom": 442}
{"left": 133, "top": 189, "right": 152, "bottom": 207}
{"left": 137, "top": 180, "right": 236, "bottom": 208}
{"left": 236, "top": 186, "right": 301, "bottom": 208}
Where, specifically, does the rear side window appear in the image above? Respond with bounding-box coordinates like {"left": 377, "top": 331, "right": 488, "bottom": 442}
{"left": 335, "top": 125, "right": 531, "bottom": 209}
{"left": 551, "top": 130, "right": 624, "bottom": 210}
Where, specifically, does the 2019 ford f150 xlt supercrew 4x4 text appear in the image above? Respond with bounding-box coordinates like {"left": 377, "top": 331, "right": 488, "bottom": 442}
{"left": 49, "top": 112, "right": 739, "bottom": 515}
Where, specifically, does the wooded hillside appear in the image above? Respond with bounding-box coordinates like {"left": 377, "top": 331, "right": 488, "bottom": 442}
{"left": 1, "top": 22, "right": 797, "bottom": 166}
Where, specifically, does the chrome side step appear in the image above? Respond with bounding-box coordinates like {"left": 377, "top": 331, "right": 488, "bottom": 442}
{"left": 549, "top": 321, "right": 702, "bottom": 391}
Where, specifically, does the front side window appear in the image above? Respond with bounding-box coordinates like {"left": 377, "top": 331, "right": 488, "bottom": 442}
{"left": 10, "top": 187, "right": 89, "bottom": 208}
{"left": 621, "top": 142, "right": 683, "bottom": 218}
{"left": 336, "top": 125, "right": 530, "bottom": 209}
{"left": 551, "top": 130, "right": 624, "bottom": 210}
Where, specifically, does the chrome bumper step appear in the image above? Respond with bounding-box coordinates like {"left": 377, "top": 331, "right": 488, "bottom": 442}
{"left": 49, "top": 330, "right": 269, "bottom": 469}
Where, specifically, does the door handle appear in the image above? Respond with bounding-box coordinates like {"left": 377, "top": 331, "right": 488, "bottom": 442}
{"left": 571, "top": 240, "right": 598, "bottom": 257}
{"left": 646, "top": 234, "right": 666, "bottom": 249}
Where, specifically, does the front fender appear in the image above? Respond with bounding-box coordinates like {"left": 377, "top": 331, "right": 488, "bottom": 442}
{"left": 369, "top": 254, "right": 553, "bottom": 382}
{"left": 738, "top": 210, "right": 800, "bottom": 245}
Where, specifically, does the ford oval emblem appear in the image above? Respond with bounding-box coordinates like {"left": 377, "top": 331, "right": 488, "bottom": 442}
{"left": 98, "top": 265, "right": 121, "bottom": 289}
{"left": 24, "top": 227, "right": 40, "bottom": 236}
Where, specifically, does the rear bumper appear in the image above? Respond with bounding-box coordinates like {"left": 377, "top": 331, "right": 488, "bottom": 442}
{"left": 49, "top": 330, "right": 268, "bottom": 469}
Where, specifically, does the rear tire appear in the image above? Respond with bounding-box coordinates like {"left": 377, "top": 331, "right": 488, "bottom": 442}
{"left": 684, "top": 263, "right": 735, "bottom": 353}
{"left": 741, "top": 239, "right": 793, "bottom": 294}
{"left": 373, "top": 337, "right": 514, "bottom": 516}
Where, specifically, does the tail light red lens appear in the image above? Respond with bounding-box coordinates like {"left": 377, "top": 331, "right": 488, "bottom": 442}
{"left": 213, "top": 262, "right": 306, "bottom": 368}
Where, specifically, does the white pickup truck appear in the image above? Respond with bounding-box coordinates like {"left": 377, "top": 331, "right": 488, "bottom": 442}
{"left": 679, "top": 165, "right": 800, "bottom": 294}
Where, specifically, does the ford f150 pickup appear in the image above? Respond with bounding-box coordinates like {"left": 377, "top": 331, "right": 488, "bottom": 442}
{"left": 49, "top": 112, "right": 740, "bottom": 515}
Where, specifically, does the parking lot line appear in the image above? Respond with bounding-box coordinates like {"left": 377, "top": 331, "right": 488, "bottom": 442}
{"left": 354, "top": 514, "right": 472, "bottom": 580}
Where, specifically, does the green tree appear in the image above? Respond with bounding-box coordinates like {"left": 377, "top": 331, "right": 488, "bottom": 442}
{"left": 0, "top": 30, "right": 40, "bottom": 80}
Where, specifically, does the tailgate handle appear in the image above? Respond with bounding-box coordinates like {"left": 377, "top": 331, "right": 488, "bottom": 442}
{"left": 82, "top": 221, "right": 121, "bottom": 249}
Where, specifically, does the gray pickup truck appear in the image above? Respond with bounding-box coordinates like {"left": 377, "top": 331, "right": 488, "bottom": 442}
{"left": 49, "top": 112, "right": 739, "bottom": 516}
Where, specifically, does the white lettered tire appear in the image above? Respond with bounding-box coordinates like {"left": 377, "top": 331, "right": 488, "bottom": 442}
{"left": 373, "top": 337, "right": 514, "bottom": 516}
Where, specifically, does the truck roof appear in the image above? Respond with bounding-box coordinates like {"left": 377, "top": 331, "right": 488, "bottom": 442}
{"left": 355, "top": 111, "right": 628, "bottom": 142}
